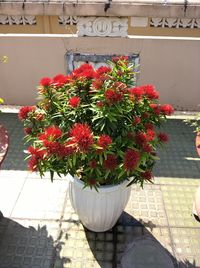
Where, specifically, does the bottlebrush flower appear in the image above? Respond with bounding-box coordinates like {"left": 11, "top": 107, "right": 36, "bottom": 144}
{"left": 57, "top": 140, "right": 76, "bottom": 157}
{"left": 124, "top": 149, "right": 140, "bottom": 171}
{"left": 89, "top": 160, "right": 97, "bottom": 169}
{"left": 38, "top": 126, "right": 62, "bottom": 141}
{"left": 43, "top": 141, "right": 61, "bottom": 154}
{"left": 18, "top": 106, "right": 36, "bottom": 120}
{"left": 158, "top": 132, "right": 169, "bottom": 143}
{"left": 104, "top": 89, "right": 123, "bottom": 104}
{"left": 40, "top": 77, "right": 51, "bottom": 87}
{"left": 69, "top": 123, "right": 93, "bottom": 152}
{"left": 97, "top": 135, "right": 112, "bottom": 151}
{"left": 112, "top": 56, "right": 128, "bottom": 63}
{"left": 142, "top": 170, "right": 153, "bottom": 181}
{"left": 142, "top": 143, "right": 153, "bottom": 153}
{"left": 28, "top": 155, "right": 38, "bottom": 172}
{"left": 129, "top": 87, "right": 144, "bottom": 98}
{"left": 135, "top": 132, "right": 148, "bottom": 145}
{"left": 28, "top": 146, "right": 46, "bottom": 159}
{"left": 103, "top": 154, "right": 118, "bottom": 170}
{"left": 146, "top": 129, "right": 155, "bottom": 142}
{"left": 68, "top": 96, "right": 80, "bottom": 108}
{"left": 160, "top": 104, "right": 174, "bottom": 115}
{"left": 145, "top": 123, "right": 154, "bottom": 130}
{"left": 52, "top": 74, "right": 68, "bottom": 87}
{"left": 150, "top": 103, "right": 161, "bottom": 115}
{"left": 72, "top": 64, "right": 95, "bottom": 79}
{"left": 24, "top": 127, "right": 32, "bottom": 135}
{"left": 142, "top": 84, "right": 159, "bottom": 100}
{"left": 133, "top": 116, "right": 141, "bottom": 125}
{"left": 92, "top": 79, "right": 103, "bottom": 90}
{"left": 88, "top": 178, "right": 97, "bottom": 186}
{"left": 96, "top": 101, "right": 104, "bottom": 108}
{"left": 95, "top": 66, "right": 111, "bottom": 78}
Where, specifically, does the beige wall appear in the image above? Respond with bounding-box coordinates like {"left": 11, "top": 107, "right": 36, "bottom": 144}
{"left": 0, "top": 35, "right": 200, "bottom": 111}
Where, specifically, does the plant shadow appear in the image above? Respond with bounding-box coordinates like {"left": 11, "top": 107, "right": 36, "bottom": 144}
{"left": 84, "top": 212, "right": 198, "bottom": 268}
{"left": 0, "top": 215, "right": 70, "bottom": 268}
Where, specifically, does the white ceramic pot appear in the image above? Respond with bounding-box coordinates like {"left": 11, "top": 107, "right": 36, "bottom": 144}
{"left": 68, "top": 176, "right": 131, "bottom": 232}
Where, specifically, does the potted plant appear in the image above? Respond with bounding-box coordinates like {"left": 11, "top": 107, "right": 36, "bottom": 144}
{"left": 19, "top": 56, "right": 174, "bottom": 231}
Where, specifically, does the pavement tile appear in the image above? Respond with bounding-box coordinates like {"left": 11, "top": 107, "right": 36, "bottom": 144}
{"left": 54, "top": 222, "right": 114, "bottom": 268}
{"left": 161, "top": 185, "right": 200, "bottom": 227}
{"left": 154, "top": 177, "right": 200, "bottom": 186}
{"left": 0, "top": 173, "right": 26, "bottom": 217}
{"left": 0, "top": 218, "right": 61, "bottom": 268}
{"left": 170, "top": 227, "right": 200, "bottom": 267}
{"left": 11, "top": 178, "right": 68, "bottom": 220}
{"left": 119, "top": 185, "right": 168, "bottom": 227}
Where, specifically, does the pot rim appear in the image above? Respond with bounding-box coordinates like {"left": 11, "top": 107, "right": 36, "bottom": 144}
{"left": 68, "top": 175, "right": 131, "bottom": 193}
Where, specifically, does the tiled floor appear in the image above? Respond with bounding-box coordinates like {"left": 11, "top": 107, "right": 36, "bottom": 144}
{"left": 0, "top": 113, "right": 200, "bottom": 268}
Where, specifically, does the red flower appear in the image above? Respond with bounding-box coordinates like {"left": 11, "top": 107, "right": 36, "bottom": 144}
{"left": 40, "top": 77, "right": 51, "bottom": 87}
{"left": 124, "top": 149, "right": 140, "bottom": 171}
{"left": 160, "top": 104, "right": 174, "bottom": 115}
{"left": 142, "top": 170, "right": 153, "bottom": 181}
{"left": 146, "top": 129, "right": 155, "bottom": 142}
{"left": 142, "top": 143, "right": 153, "bottom": 153}
{"left": 133, "top": 116, "right": 141, "bottom": 125}
{"left": 43, "top": 141, "right": 61, "bottom": 154}
{"left": 97, "top": 135, "right": 112, "bottom": 151}
{"left": 103, "top": 154, "right": 118, "bottom": 170}
{"left": 18, "top": 106, "right": 36, "bottom": 120}
{"left": 105, "top": 89, "right": 123, "bottom": 104}
{"left": 72, "top": 64, "right": 95, "bottom": 79}
{"left": 135, "top": 132, "right": 148, "bottom": 145}
{"left": 27, "top": 146, "right": 47, "bottom": 171}
{"left": 96, "top": 101, "right": 104, "bottom": 108}
{"left": 92, "top": 79, "right": 103, "bottom": 90}
{"left": 69, "top": 123, "right": 93, "bottom": 152}
{"left": 142, "top": 84, "right": 159, "bottom": 100}
{"left": 28, "top": 155, "right": 38, "bottom": 172}
{"left": 142, "top": 112, "right": 149, "bottom": 119}
{"left": 113, "top": 82, "right": 127, "bottom": 92}
{"left": 150, "top": 103, "right": 161, "bottom": 115}
{"left": 89, "top": 160, "right": 97, "bottom": 168}
{"left": 39, "top": 126, "right": 62, "bottom": 142}
{"left": 112, "top": 56, "right": 128, "bottom": 63}
{"left": 158, "top": 132, "right": 169, "bottom": 143}
{"left": 57, "top": 140, "right": 76, "bottom": 157}
{"left": 129, "top": 87, "right": 144, "bottom": 100}
{"left": 24, "top": 127, "right": 32, "bottom": 135}
{"left": 68, "top": 96, "right": 80, "bottom": 108}
{"left": 28, "top": 146, "right": 46, "bottom": 159}
{"left": 145, "top": 123, "right": 154, "bottom": 130}
{"left": 95, "top": 66, "right": 111, "bottom": 78}
{"left": 52, "top": 74, "right": 68, "bottom": 87}
{"left": 36, "top": 113, "right": 44, "bottom": 121}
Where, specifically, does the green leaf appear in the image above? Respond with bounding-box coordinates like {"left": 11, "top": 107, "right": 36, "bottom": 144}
{"left": 50, "top": 170, "right": 54, "bottom": 182}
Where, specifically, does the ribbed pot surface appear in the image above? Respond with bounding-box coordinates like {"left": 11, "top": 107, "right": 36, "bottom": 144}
{"left": 68, "top": 177, "right": 131, "bottom": 232}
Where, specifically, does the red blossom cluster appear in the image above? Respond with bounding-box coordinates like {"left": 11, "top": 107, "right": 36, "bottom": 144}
{"left": 97, "top": 135, "right": 112, "bottom": 152}
{"left": 20, "top": 57, "right": 174, "bottom": 187}
{"left": 69, "top": 123, "right": 93, "bottom": 152}
{"left": 104, "top": 89, "right": 123, "bottom": 104}
{"left": 18, "top": 106, "right": 36, "bottom": 120}
{"left": 68, "top": 96, "right": 80, "bottom": 108}
{"left": 124, "top": 149, "right": 140, "bottom": 171}
{"left": 72, "top": 64, "right": 96, "bottom": 80}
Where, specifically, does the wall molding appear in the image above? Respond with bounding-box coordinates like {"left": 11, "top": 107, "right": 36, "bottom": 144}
{"left": 150, "top": 18, "right": 200, "bottom": 28}
{"left": 77, "top": 17, "right": 128, "bottom": 37}
{"left": 0, "top": 15, "right": 36, "bottom": 25}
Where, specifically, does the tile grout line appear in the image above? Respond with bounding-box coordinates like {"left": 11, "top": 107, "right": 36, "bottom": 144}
{"left": 9, "top": 175, "right": 28, "bottom": 218}
{"left": 159, "top": 184, "right": 178, "bottom": 266}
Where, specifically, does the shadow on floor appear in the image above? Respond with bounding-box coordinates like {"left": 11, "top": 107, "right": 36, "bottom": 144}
{"left": 0, "top": 214, "right": 69, "bottom": 268}
{"left": 84, "top": 212, "right": 197, "bottom": 268}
